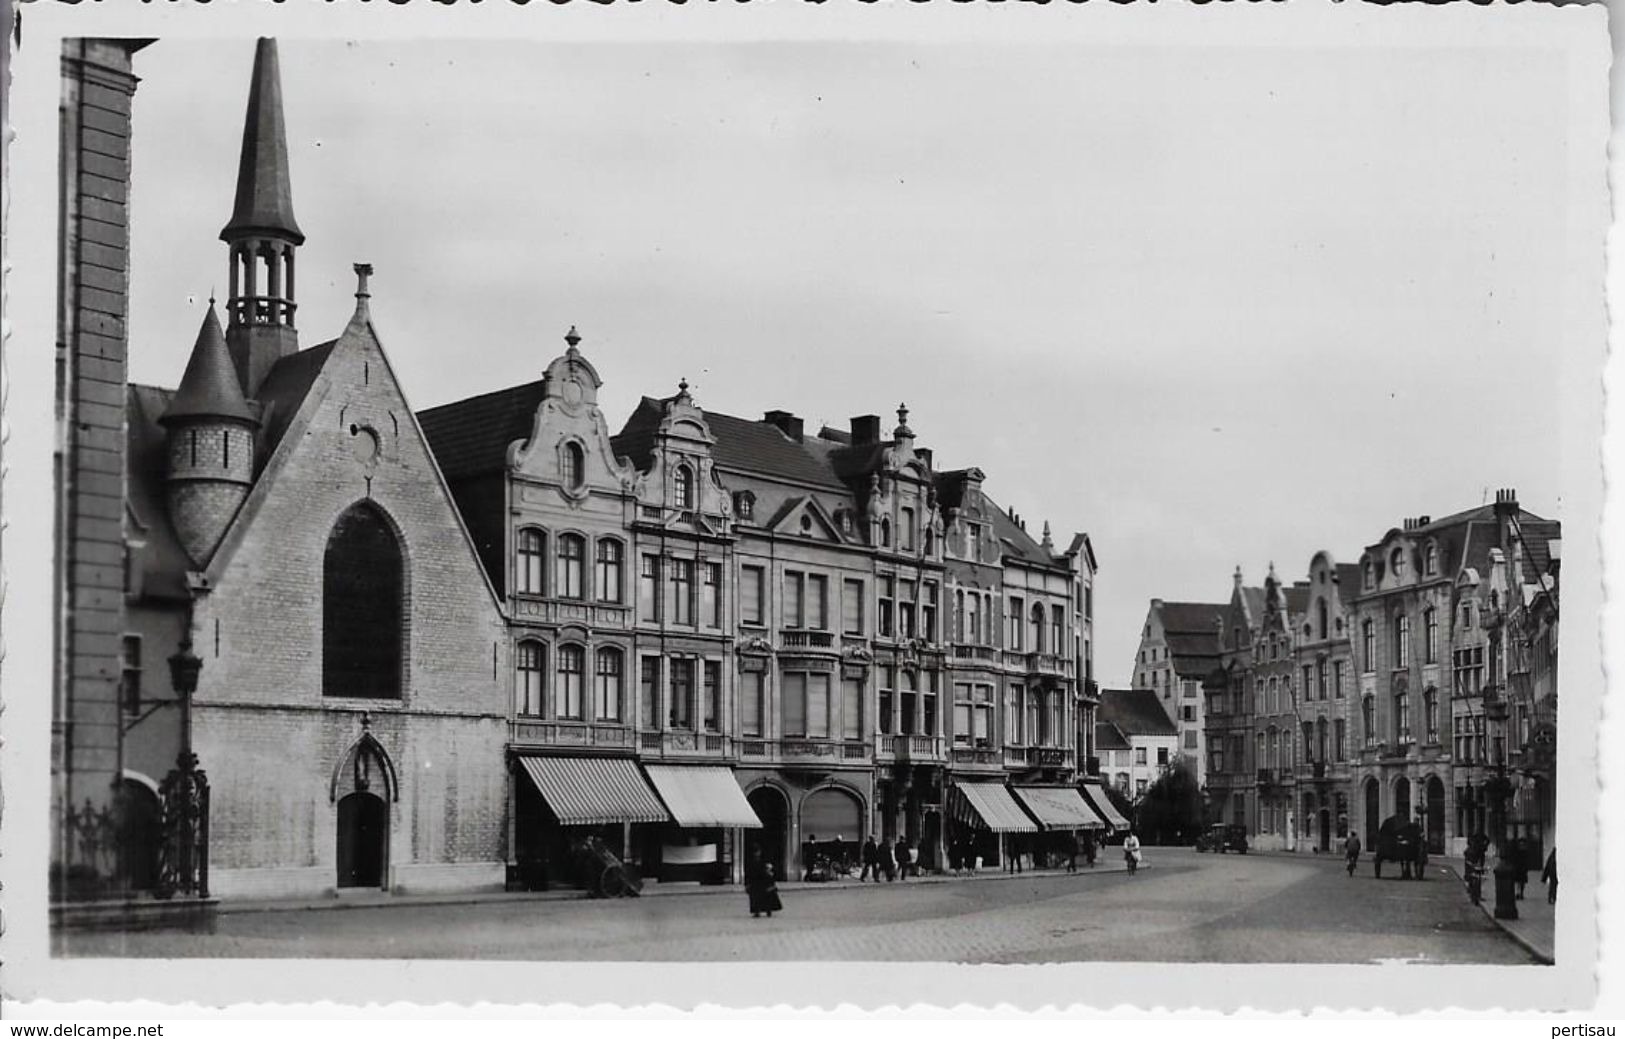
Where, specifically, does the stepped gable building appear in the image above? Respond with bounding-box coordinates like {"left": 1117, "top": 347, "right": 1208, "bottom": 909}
{"left": 108, "top": 39, "right": 511, "bottom": 900}
{"left": 1129, "top": 598, "right": 1225, "bottom": 786}
{"left": 1096, "top": 688, "right": 1179, "bottom": 800}
{"left": 1346, "top": 491, "right": 1559, "bottom": 858}
{"left": 1203, "top": 569, "right": 1265, "bottom": 831}
{"left": 1290, "top": 552, "right": 1361, "bottom": 852}
{"left": 1245, "top": 564, "right": 1310, "bottom": 851}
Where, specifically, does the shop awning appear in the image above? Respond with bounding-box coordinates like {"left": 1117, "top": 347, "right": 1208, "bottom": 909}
{"left": 1012, "top": 785, "right": 1105, "bottom": 830}
{"left": 518, "top": 756, "right": 669, "bottom": 826}
{"left": 1080, "top": 783, "right": 1131, "bottom": 830}
{"left": 643, "top": 765, "right": 762, "bottom": 829}
{"left": 953, "top": 782, "right": 1039, "bottom": 833}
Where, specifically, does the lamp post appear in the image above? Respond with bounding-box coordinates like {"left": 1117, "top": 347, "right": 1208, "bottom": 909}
{"left": 1481, "top": 682, "right": 1518, "bottom": 921}
{"left": 157, "top": 631, "right": 209, "bottom": 900}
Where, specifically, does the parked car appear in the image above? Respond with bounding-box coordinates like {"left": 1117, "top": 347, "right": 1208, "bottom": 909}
{"left": 1373, "top": 815, "right": 1427, "bottom": 880}
{"left": 1195, "top": 823, "right": 1249, "bottom": 854}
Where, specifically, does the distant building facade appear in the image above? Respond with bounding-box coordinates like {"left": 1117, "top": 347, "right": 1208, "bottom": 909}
{"left": 1097, "top": 688, "right": 1179, "bottom": 802}
{"left": 1128, "top": 599, "right": 1225, "bottom": 787}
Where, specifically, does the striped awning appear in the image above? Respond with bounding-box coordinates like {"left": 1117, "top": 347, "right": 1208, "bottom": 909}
{"left": 1080, "top": 783, "right": 1131, "bottom": 830}
{"left": 518, "top": 756, "right": 669, "bottom": 826}
{"left": 953, "top": 782, "right": 1039, "bottom": 833}
{"left": 1012, "top": 785, "right": 1105, "bottom": 830}
{"left": 644, "top": 765, "right": 762, "bottom": 829}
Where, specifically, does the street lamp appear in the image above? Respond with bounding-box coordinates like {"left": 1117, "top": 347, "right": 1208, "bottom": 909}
{"left": 1481, "top": 682, "right": 1518, "bottom": 921}
{"left": 157, "top": 629, "right": 209, "bottom": 900}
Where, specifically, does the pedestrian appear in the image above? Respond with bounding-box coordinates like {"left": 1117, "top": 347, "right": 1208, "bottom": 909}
{"left": 860, "top": 834, "right": 879, "bottom": 882}
{"left": 1541, "top": 847, "right": 1557, "bottom": 905}
{"left": 895, "top": 837, "right": 913, "bottom": 880}
{"left": 1343, "top": 832, "right": 1362, "bottom": 877}
{"left": 1066, "top": 831, "right": 1079, "bottom": 873}
{"left": 1123, "top": 830, "right": 1142, "bottom": 874}
{"left": 879, "top": 838, "right": 896, "bottom": 882}
{"left": 745, "top": 848, "right": 782, "bottom": 919}
{"left": 948, "top": 835, "right": 963, "bottom": 876}
{"left": 1083, "top": 830, "right": 1097, "bottom": 868}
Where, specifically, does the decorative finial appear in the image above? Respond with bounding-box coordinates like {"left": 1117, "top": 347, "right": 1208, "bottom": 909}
{"left": 894, "top": 402, "right": 914, "bottom": 439}
{"left": 565, "top": 325, "right": 581, "bottom": 351}
{"left": 1041, "top": 520, "right": 1053, "bottom": 548}
{"left": 353, "top": 263, "right": 373, "bottom": 299}
{"left": 675, "top": 376, "right": 692, "bottom": 405}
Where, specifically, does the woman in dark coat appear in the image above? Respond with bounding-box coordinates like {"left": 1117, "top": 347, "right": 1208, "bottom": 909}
{"left": 745, "top": 849, "right": 782, "bottom": 918}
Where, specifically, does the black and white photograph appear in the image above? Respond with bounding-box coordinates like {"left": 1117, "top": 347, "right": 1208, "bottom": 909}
{"left": 2, "top": 0, "right": 1613, "bottom": 1016}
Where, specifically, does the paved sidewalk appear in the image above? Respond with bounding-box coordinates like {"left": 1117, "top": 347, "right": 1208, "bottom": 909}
{"left": 1438, "top": 855, "right": 1555, "bottom": 964}
{"left": 217, "top": 856, "right": 1139, "bottom": 917}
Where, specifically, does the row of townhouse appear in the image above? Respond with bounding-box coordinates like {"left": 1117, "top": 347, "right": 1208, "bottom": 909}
{"left": 1146, "top": 495, "right": 1559, "bottom": 858}
{"left": 54, "top": 37, "right": 1110, "bottom": 905}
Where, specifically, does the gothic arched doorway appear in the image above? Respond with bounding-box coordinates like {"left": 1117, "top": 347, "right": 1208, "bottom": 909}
{"left": 747, "top": 786, "right": 789, "bottom": 882}
{"left": 1426, "top": 776, "right": 1446, "bottom": 854}
{"left": 337, "top": 791, "right": 387, "bottom": 889}
{"left": 1363, "top": 778, "right": 1380, "bottom": 848}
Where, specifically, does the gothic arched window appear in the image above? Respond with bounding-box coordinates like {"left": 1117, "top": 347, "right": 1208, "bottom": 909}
{"left": 324, "top": 502, "right": 404, "bottom": 699}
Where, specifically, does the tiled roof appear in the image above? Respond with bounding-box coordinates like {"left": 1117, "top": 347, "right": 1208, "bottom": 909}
{"left": 1159, "top": 601, "right": 1226, "bottom": 635}
{"left": 1170, "top": 653, "right": 1223, "bottom": 678}
{"left": 988, "top": 499, "right": 1062, "bottom": 569}
{"left": 1164, "top": 630, "right": 1221, "bottom": 664}
{"left": 614, "top": 399, "right": 848, "bottom": 490}
{"left": 1098, "top": 687, "right": 1179, "bottom": 737}
{"left": 1284, "top": 582, "right": 1311, "bottom": 617}
{"left": 162, "top": 306, "right": 254, "bottom": 425}
{"left": 1334, "top": 563, "right": 1362, "bottom": 591}
{"left": 1517, "top": 519, "right": 1561, "bottom": 577}
{"left": 417, "top": 379, "right": 548, "bottom": 480}
{"left": 221, "top": 39, "right": 304, "bottom": 244}
{"left": 1094, "top": 722, "right": 1132, "bottom": 752}
{"left": 256, "top": 340, "right": 335, "bottom": 461}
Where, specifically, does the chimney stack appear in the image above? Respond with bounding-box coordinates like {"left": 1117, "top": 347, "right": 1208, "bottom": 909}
{"left": 850, "top": 415, "right": 881, "bottom": 444}
{"left": 764, "top": 409, "right": 804, "bottom": 442}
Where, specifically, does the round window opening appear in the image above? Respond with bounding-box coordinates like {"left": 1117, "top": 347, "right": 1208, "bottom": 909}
{"left": 349, "top": 424, "right": 381, "bottom": 465}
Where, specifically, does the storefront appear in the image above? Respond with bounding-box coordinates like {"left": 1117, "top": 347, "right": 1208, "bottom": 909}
{"left": 642, "top": 765, "right": 762, "bottom": 884}
{"left": 1079, "top": 781, "right": 1131, "bottom": 834}
{"left": 949, "top": 780, "right": 1038, "bottom": 871}
{"left": 1012, "top": 785, "right": 1105, "bottom": 867}
{"left": 513, "top": 755, "right": 669, "bottom": 891}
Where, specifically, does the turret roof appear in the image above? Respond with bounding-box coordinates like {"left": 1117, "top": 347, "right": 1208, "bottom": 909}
{"left": 220, "top": 38, "right": 304, "bottom": 244}
{"left": 160, "top": 304, "right": 256, "bottom": 425}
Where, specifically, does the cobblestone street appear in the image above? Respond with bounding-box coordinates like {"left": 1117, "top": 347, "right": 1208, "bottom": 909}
{"left": 60, "top": 850, "right": 1537, "bottom": 964}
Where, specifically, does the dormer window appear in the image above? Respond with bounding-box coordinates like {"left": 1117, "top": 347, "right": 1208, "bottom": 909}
{"left": 734, "top": 491, "right": 755, "bottom": 520}
{"left": 880, "top": 518, "right": 892, "bottom": 548}
{"left": 837, "top": 509, "right": 853, "bottom": 534}
{"left": 1390, "top": 547, "right": 1406, "bottom": 579}
{"left": 675, "top": 464, "right": 695, "bottom": 510}
{"left": 1423, "top": 541, "right": 1438, "bottom": 576}
{"left": 1363, "top": 561, "right": 1375, "bottom": 589}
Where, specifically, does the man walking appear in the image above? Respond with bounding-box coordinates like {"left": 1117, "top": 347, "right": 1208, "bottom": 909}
{"left": 859, "top": 834, "right": 879, "bottom": 882}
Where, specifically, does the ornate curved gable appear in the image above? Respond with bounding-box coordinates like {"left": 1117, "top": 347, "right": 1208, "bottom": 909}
{"left": 510, "top": 328, "right": 637, "bottom": 496}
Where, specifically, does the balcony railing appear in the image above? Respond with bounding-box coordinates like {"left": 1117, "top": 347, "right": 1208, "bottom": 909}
{"left": 510, "top": 719, "right": 635, "bottom": 750}
{"left": 950, "top": 644, "right": 999, "bottom": 664}
{"left": 637, "top": 730, "right": 732, "bottom": 759}
{"left": 1003, "top": 745, "right": 1074, "bottom": 769}
{"left": 887, "top": 734, "right": 946, "bottom": 763}
{"left": 780, "top": 629, "right": 835, "bottom": 651}
{"left": 950, "top": 745, "right": 1002, "bottom": 767}
{"left": 1025, "top": 652, "right": 1073, "bottom": 679}
{"left": 738, "top": 738, "right": 870, "bottom": 763}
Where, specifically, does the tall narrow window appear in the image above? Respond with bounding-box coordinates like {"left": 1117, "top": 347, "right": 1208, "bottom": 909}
{"left": 1394, "top": 689, "right": 1411, "bottom": 743}
{"left": 639, "top": 555, "right": 661, "bottom": 621}
{"left": 1317, "top": 659, "right": 1328, "bottom": 700}
{"left": 782, "top": 673, "right": 808, "bottom": 737}
{"left": 1423, "top": 607, "right": 1438, "bottom": 663}
{"left": 954, "top": 589, "right": 966, "bottom": 641}
{"left": 967, "top": 593, "right": 980, "bottom": 644}
{"left": 675, "top": 464, "right": 695, "bottom": 510}
{"left": 595, "top": 648, "right": 623, "bottom": 721}
{"left": 120, "top": 635, "right": 142, "bottom": 715}
{"left": 1009, "top": 597, "right": 1025, "bottom": 650}
{"left": 517, "top": 640, "right": 545, "bottom": 716}
{"left": 1394, "top": 614, "right": 1410, "bottom": 668}
{"left": 900, "top": 670, "right": 919, "bottom": 736}
{"left": 900, "top": 507, "right": 915, "bottom": 551}
{"left": 703, "top": 661, "right": 721, "bottom": 732}
{"left": 557, "top": 645, "right": 584, "bottom": 720}
{"left": 516, "top": 528, "right": 545, "bottom": 595}
{"left": 784, "top": 571, "right": 806, "bottom": 629}
{"left": 595, "top": 540, "right": 624, "bottom": 604}
{"left": 640, "top": 657, "right": 660, "bottom": 728}
{"left": 922, "top": 582, "right": 939, "bottom": 642}
{"left": 808, "top": 575, "right": 829, "bottom": 630}
{"left": 1361, "top": 620, "right": 1375, "bottom": 672}
{"left": 1334, "top": 718, "right": 1346, "bottom": 760}
{"left": 1423, "top": 542, "right": 1437, "bottom": 576}
{"left": 807, "top": 673, "right": 831, "bottom": 738}
{"left": 563, "top": 442, "right": 585, "bottom": 490}
{"left": 1317, "top": 599, "right": 1328, "bottom": 640}
{"left": 924, "top": 671, "right": 940, "bottom": 739}
{"left": 878, "top": 577, "right": 894, "bottom": 638}
{"left": 671, "top": 559, "right": 695, "bottom": 625}
{"left": 324, "top": 503, "right": 404, "bottom": 699}
{"left": 741, "top": 671, "right": 764, "bottom": 737}
{"left": 1423, "top": 687, "right": 1439, "bottom": 744}
{"left": 741, "top": 565, "right": 765, "bottom": 625}
{"left": 1334, "top": 659, "right": 1346, "bottom": 698}
{"left": 843, "top": 579, "right": 865, "bottom": 636}
{"left": 880, "top": 518, "right": 891, "bottom": 548}
{"left": 879, "top": 666, "right": 895, "bottom": 735}
{"left": 1302, "top": 666, "right": 1314, "bottom": 703}
{"left": 899, "top": 580, "right": 917, "bottom": 639}
{"left": 702, "top": 562, "right": 722, "bottom": 628}
{"left": 841, "top": 677, "right": 862, "bottom": 740}
{"left": 669, "top": 658, "right": 694, "bottom": 729}
{"left": 557, "top": 533, "right": 586, "bottom": 600}
{"left": 1050, "top": 604, "right": 1063, "bottom": 656}
{"left": 1363, "top": 695, "right": 1377, "bottom": 747}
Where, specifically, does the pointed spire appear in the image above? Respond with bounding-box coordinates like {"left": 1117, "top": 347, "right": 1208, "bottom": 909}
{"left": 162, "top": 304, "right": 256, "bottom": 425}
{"left": 1041, "top": 520, "right": 1054, "bottom": 550}
{"left": 220, "top": 38, "right": 304, "bottom": 245}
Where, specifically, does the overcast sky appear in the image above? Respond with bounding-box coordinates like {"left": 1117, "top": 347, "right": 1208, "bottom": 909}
{"left": 118, "top": 36, "right": 1587, "bottom": 688}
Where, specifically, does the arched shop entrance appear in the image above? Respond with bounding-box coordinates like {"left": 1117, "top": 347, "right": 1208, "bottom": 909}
{"left": 800, "top": 786, "right": 863, "bottom": 876}
{"left": 747, "top": 786, "right": 790, "bottom": 882}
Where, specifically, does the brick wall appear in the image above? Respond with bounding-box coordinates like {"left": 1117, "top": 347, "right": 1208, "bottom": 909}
{"left": 191, "top": 311, "right": 511, "bottom": 890}
{"left": 55, "top": 40, "right": 147, "bottom": 836}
